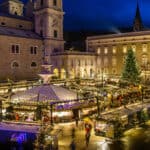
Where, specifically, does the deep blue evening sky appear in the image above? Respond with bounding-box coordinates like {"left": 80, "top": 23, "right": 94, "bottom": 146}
{"left": 2, "top": 0, "right": 150, "bottom": 31}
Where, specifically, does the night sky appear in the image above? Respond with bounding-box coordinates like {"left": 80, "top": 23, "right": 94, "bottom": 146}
{"left": 1, "top": 0, "right": 150, "bottom": 32}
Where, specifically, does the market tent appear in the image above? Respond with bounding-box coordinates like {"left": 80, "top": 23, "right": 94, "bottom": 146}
{"left": 11, "top": 84, "right": 77, "bottom": 102}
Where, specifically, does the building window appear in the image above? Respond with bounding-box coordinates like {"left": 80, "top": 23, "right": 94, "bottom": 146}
{"left": 142, "top": 55, "right": 148, "bottom": 65}
{"left": 132, "top": 45, "right": 136, "bottom": 52}
{"left": 112, "top": 57, "right": 117, "bottom": 67}
{"left": 30, "top": 46, "right": 37, "bottom": 54}
{"left": 123, "top": 45, "right": 127, "bottom": 54}
{"left": 31, "top": 62, "right": 37, "bottom": 67}
{"left": 97, "top": 47, "right": 101, "bottom": 54}
{"left": 11, "top": 45, "right": 20, "bottom": 54}
{"left": 142, "top": 44, "right": 147, "bottom": 53}
{"left": 40, "top": 0, "right": 44, "bottom": 6}
{"left": 104, "top": 47, "right": 108, "bottom": 54}
{"left": 11, "top": 61, "right": 19, "bottom": 68}
{"left": 1, "top": 22, "right": 5, "bottom": 26}
{"left": 54, "top": 30, "right": 58, "bottom": 38}
{"left": 104, "top": 57, "right": 108, "bottom": 66}
{"left": 19, "top": 25, "right": 23, "bottom": 28}
{"left": 14, "top": 12, "right": 18, "bottom": 15}
{"left": 53, "top": 0, "right": 57, "bottom": 6}
{"left": 112, "top": 46, "right": 117, "bottom": 54}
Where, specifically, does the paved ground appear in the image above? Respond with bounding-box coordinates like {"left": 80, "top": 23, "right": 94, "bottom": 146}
{"left": 52, "top": 100, "right": 150, "bottom": 150}
{"left": 52, "top": 122, "right": 105, "bottom": 150}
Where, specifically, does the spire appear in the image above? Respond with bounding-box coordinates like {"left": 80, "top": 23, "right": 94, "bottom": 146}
{"left": 133, "top": 1, "right": 143, "bottom": 31}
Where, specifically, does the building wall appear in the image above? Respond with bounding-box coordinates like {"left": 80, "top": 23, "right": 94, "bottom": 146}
{"left": 87, "top": 32, "right": 150, "bottom": 79}
{"left": 0, "top": 35, "right": 43, "bottom": 81}
{"left": 51, "top": 52, "right": 96, "bottom": 79}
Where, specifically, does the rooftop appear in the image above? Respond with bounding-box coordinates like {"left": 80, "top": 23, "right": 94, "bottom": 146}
{"left": 87, "top": 30, "right": 150, "bottom": 40}
{"left": 0, "top": 26, "right": 42, "bottom": 39}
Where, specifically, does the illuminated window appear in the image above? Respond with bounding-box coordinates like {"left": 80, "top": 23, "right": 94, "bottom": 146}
{"left": 142, "top": 44, "right": 147, "bottom": 53}
{"left": 123, "top": 45, "right": 127, "bottom": 53}
{"left": 112, "top": 57, "right": 117, "bottom": 66}
{"left": 112, "top": 46, "right": 117, "bottom": 54}
{"left": 104, "top": 57, "right": 108, "bottom": 66}
{"left": 97, "top": 47, "right": 101, "bottom": 54}
{"left": 104, "top": 47, "right": 108, "bottom": 54}
{"left": 132, "top": 45, "right": 136, "bottom": 52}
{"left": 142, "top": 55, "right": 148, "bottom": 65}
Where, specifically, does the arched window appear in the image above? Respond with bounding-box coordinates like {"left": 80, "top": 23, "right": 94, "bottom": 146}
{"left": 31, "top": 62, "right": 37, "bottom": 67}
{"left": 12, "top": 61, "right": 19, "bottom": 68}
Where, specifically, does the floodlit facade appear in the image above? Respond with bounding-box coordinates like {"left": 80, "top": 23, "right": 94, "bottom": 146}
{"left": 0, "top": 0, "right": 64, "bottom": 80}
{"left": 0, "top": 0, "right": 149, "bottom": 81}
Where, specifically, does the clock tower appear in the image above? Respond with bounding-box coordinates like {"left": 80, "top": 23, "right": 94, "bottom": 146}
{"left": 34, "top": 0, "right": 64, "bottom": 63}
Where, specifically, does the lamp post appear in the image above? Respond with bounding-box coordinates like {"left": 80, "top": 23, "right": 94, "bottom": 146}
{"left": 50, "top": 104, "right": 53, "bottom": 126}
{"left": 96, "top": 96, "right": 100, "bottom": 117}
{"left": 139, "top": 85, "right": 144, "bottom": 108}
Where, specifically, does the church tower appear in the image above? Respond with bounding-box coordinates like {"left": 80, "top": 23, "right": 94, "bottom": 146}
{"left": 34, "top": 0, "right": 64, "bottom": 63}
{"left": 0, "top": 0, "right": 24, "bottom": 16}
{"left": 133, "top": 2, "right": 143, "bottom": 31}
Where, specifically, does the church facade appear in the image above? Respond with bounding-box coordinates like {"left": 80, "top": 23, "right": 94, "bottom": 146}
{"left": 0, "top": 0, "right": 149, "bottom": 82}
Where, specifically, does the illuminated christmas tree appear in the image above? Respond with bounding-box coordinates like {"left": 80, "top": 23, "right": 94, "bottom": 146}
{"left": 121, "top": 49, "right": 141, "bottom": 84}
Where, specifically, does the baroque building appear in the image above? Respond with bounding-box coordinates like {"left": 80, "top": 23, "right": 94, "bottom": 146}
{"left": 51, "top": 2, "right": 150, "bottom": 81}
{"left": 0, "top": 0, "right": 149, "bottom": 82}
{"left": 0, "top": 0, "right": 64, "bottom": 81}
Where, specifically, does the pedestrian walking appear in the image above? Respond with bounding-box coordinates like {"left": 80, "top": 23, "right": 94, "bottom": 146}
{"left": 85, "top": 131, "right": 91, "bottom": 147}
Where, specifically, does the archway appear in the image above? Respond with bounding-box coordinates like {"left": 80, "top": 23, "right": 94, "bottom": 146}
{"left": 70, "top": 69, "right": 75, "bottom": 79}
{"left": 90, "top": 69, "right": 94, "bottom": 78}
{"left": 53, "top": 68, "right": 59, "bottom": 78}
{"left": 60, "top": 68, "right": 66, "bottom": 79}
